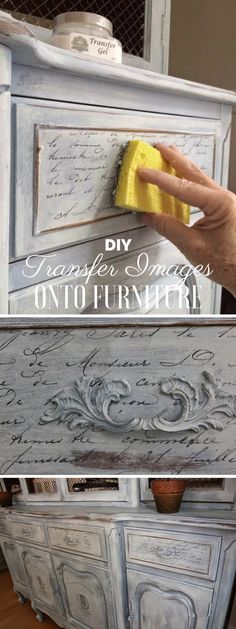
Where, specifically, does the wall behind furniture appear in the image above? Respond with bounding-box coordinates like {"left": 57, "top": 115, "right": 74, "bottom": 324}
{"left": 169, "top": 0, "right": 236, "bottom": 193}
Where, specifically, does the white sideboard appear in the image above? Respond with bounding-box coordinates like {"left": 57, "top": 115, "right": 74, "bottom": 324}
{"left": 0, "top": 506, "right": 236, "bottom": 628}
{"left": 0, "top": 317, "right": 236, "bottom": 475}
{"left": 1, "top": 14, "right": 236, "bottom": 315}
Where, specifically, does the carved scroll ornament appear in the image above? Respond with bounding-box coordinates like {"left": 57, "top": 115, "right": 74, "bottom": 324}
{"left": 40, "top": 371, "right": 236, "bottom": 433}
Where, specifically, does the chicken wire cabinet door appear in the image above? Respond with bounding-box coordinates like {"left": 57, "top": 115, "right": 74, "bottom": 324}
{"left": 122, "top": 0, "right": 171, "bottom": 73}
{"left": 127, "top": 570, "right": 213, "bottom": 629}
{"left": 0, "top": 1, "right": 170, "bottom": 74}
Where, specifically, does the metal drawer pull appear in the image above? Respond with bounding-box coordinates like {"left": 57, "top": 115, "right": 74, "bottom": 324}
{"left": 64, "top": 534, "right": 80, "bottom": 545}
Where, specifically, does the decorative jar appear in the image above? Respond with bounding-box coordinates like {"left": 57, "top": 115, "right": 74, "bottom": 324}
{"left": 51, "top": 11, "right": 122, "bottom": 63}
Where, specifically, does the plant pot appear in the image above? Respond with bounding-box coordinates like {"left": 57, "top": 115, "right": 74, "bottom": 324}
{"left": 150, "top": 479, "right": 187, "bottom": 514}
{"left": 0, "top": 491, "right": 12, "bottom": 507}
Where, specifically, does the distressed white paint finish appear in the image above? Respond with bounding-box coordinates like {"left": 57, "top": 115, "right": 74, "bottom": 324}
{"left": 0, "top": 45, "right": 11, "bottom": 314}
{"left": 11, "top": 520, "right": 45, "bottom": 545}
{"left": 47, "top": 524, "right": 107, "bottom": 560}
{"left": 1, "top": 538, "right": 27, "bottom": 587}
{"left": 0, "top": 320, "right": 236, "bottom": 473}
{"left": 1, "top": 24, "right": 236, "bottom": 105}
{"left": 127, "top": 569, "right": 212, "bottom": 629}
{"left": 1, "top": 507, "right": 236, "bottom": 629}
{"left": 125, "top": 529, "right": 220, "bottom": 579}
{"left": 19, "top": 544, "right": 65, "bottom": 626}
{"left": 53, "top": 554, "right": 112, "bottom": 629}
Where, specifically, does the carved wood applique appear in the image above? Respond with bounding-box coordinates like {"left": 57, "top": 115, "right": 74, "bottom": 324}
{"left": 40, "top": 370, "right": 236, "bottom": 433}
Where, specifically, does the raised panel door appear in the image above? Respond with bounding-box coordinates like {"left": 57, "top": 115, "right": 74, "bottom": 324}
{"left": 1, "top": 539, "right": 27, "bottom": 588}
{"left": 127, "top": 569, "right": 213, "bottom": 629}
{"left": 53, "top": 553, "right": 114, "bottom": 628}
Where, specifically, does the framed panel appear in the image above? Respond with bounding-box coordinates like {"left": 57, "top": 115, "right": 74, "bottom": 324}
{"left": 127, "top": 569, "right": 213, "bottom": 629}
{"left": 13, "top": 99, "right": 220, "bottom": 258}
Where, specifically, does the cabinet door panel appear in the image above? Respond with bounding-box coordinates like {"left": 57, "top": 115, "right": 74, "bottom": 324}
{"left": 13, "top": 99, "right": 219, "bottom": 258}
{"left": 128, "top": 570, "right": 212, "bottom": 629}
{"left": 53, "top": 553, "right": 113, "bottom": 629}
{"left": 1, "top": 539, "right": 27, "bottom": 588}
{"left": 19, "top": 545, "right": 63, "bottom": 614}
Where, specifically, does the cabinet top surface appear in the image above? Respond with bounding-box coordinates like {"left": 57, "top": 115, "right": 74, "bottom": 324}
{"left": 2, "top": 507, "right": 236, "bottom": 529}
{"left": 1, "top": 12, "right": 236, "bottom": 105}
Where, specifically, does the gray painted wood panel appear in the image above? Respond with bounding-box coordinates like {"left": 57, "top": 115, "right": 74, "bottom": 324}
{"left": 0, "top": 320, "right": 236, "bottom": 474}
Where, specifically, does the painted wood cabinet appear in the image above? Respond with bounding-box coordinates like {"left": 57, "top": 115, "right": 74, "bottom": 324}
{"left": 0, "top": 318, "right": 236, "bottom": 475}
{"left": 0, "top": 507, "right": 236, "bottom": 628}
{"left": 1, "top": 12, "right": 236, "bottom": 315}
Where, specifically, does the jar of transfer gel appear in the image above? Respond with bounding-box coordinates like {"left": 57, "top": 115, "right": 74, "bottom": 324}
{"left": 51, "top": 12, "right": 122, "bottom": 63}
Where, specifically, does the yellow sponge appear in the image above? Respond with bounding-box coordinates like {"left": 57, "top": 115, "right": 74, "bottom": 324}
{"left": 115, "top": 140, "right": 190, "bottom": 224}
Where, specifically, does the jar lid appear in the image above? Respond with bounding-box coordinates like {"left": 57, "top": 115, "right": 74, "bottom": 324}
{"left": 53, "top": 11, "right": 113, "bottom": 35}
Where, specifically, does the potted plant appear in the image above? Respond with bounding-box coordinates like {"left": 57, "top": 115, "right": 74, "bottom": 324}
{"left": 150, "top": 479, "right": 187, "bottom": 513}
{"left": 0, "top": 489, "right": 12, "bottom": 507}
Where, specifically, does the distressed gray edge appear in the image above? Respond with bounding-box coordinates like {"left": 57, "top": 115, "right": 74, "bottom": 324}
{"left": 0, "top": 315, "right": 235, "bottom": 327}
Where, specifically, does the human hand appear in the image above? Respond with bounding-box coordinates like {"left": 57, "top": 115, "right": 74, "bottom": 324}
{"left": 138, "top": 143, "right": 236, "bottom": 297}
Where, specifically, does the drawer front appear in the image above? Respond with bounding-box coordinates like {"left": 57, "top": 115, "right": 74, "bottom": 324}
{"left": 9, "top": 212, "right": 217, "bottom": 315}
{"left": 47, "top": 525, "right": 107, "bottom": 560}
{"left": 13, "top": 99, "right": 219, "bottom": 258}
{"left": 11, "top": 520, "right": 45, "bottom": 544}
{"left": 125, "top": 528, "right": 221, "bottom": 580}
